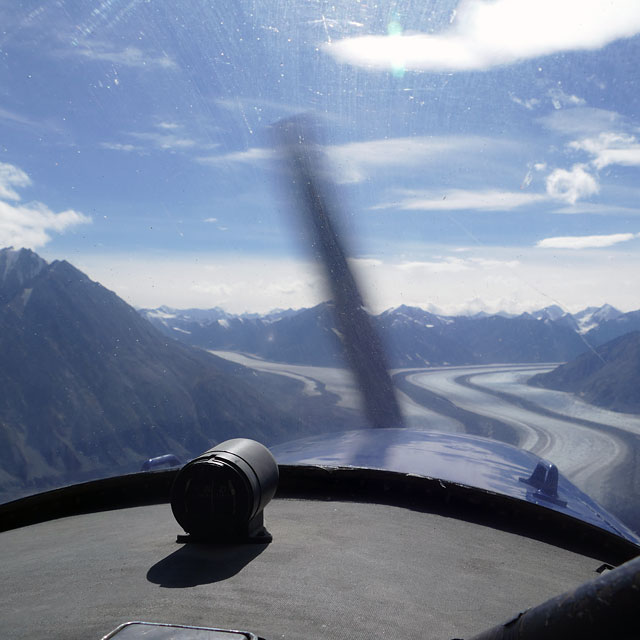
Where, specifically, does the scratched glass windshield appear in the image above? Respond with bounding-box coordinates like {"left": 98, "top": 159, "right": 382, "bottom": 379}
{"left": 1, "top": 1, "right": 640, "bottom": 533}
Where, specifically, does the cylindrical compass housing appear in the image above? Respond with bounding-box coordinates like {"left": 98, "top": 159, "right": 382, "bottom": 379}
{"left": 170, "top": 438, "right": 278, "bottom": 542}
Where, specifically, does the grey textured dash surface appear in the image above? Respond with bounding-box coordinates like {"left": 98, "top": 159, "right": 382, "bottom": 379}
{"left": 0, "top": 500, "right": 602, "bottom": 640}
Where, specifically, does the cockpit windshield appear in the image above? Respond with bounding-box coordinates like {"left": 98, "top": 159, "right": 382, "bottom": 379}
{"left": 1, "top": 1, "right": 640, "bottom": 535}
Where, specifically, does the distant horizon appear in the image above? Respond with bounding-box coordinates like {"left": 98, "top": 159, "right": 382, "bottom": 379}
{"left": 138, "top": 298, "right": 632, "bottom": 319}
{"left": 4, "top": 245, "right": 637, "bottom": 318}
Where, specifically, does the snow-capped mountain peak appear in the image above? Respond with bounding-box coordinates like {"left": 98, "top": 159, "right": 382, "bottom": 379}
{"left": 574, "top": 304, "right": 623, "bottom": 334}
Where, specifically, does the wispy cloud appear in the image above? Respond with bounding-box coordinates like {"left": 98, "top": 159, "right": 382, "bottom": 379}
{"left": 197, "top": 147, "right": 274, "bottom": 166}
{"left": 99, "top": 142, "right": 142, "bottom": 153}
{"left": 0, "top": 162, "right": 31, "bottom": 200}
{"left": 551, "top": 202, "right": 640, "bottom": 215}
{"left": 373, "top": 189, "right": 545, "bottom": 212}
{"left": 569, "top": 132, "right": 640, "bottom": 169}
{"left": 324, "top": 0, "right": 640, "bottom": 72}
{"left": 197, "top": 135, "right": 510, "bottom": 183}
{"left": 202, "top": 216, "right": 228, "bottom": 232}
{"left": 0, "top": 105, "right": 39, "bottom": 128}
{"left": 327, "top": 136, "right": 499, "bottom": 183}
{"left": 157, "top": 122, "right": 180, "bottom": 130}
{"left": 0, "top": 162, "right": 90, "bottom": 249}
{"left": 395, "top": 256, "right": 519, "bottom": 273}
{"left": 102, "top": 122, "right": 216, "bottom": 154}
{"left": 540, "top": 109, "right": 640, "bottom": 200}
{"left": 129, "top": 131, "right": 196, "bottom": 150}
{"left": 539, "top": 107, "right": 625, "bottom": 136}
{"left": 214, "top": 97, "right": 306, "bottom": 116}
{"left": 67, "top": 42, "right": 176, "bottom": 69}
{"left": 545, "top": 164, "right": 599, "bottom": 204}
{"left": 537, "top": 232, "right": 639, "bottom": 249}
{"left": 201, "top": 137, "right": 445, "bottom": 177}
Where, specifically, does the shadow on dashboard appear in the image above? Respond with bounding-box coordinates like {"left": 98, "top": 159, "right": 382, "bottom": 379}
{"left": 147, "top": 541, "right": 269, "bottom": 587}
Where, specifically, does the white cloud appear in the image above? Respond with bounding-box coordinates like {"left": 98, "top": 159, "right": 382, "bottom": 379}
{"left": 103, "top": 122, "right": 217, "bottom": 154}
{"left": 569, "top": 132, "right": 640, "bottom": 169}
{"left": 214, "top": 97, "right": 306, "bottom": 116}
{"left": 395, "top": 256, "right": 519, "bottom": 273}
{"left": 551, "top": 202, "right": 640, "bottom": 216}
{"left": 69, "top": 43, "right": 176, "bottom": 69}
{"left": 539, "top": 107, "right": 624, "bottom": 136}
{"left": 129, "top": 131, "right": 196, "bottom": 150}
{"left": 202, "top": 217, "right": 228, "bottom": 231}
{"left": 0, "top": 106, "right": 39, "bottom": 128}
{"left": 374, "top": 188, "right": 545, "bottom": 212}
{"left": 324, "top": 0, "right": 640, "bottom": 72}
{"left": 197, "top": 147, "right": 275, "bottom": 166}
{"left": 545, "top": 164, "right": 599, "bottom": 204}
{"left": 0, "top": 201, "right": 91, "bottom": 249}
{"left": 0, "top": 162, "right": 31, "bottom": 200}
{"left": 592, "top": 148, "right": 640, "bottom": 169}
{"left": 100, "top": 142, "right": 141, "bottom": 153}
{"left": 537, "top": 233, "right": 639, "bottom": 249}
{"left": 0, "top": 162, "right": 91, "bottom": 249}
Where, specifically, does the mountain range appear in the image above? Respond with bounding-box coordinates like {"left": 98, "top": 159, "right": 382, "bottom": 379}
{"left": 2, "top": 244, "right": 638, "bottom": 502}
{"left": 139, "top": 302, "right": 638, "bottom": 368}
{"left": 0, "top": 248, "right": 359, "bottom": 501}
{"left": 140, "top": 301, "right": 640, "bottom": 415}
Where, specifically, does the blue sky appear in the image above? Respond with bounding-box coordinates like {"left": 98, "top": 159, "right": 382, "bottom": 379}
{"left": 1, "top": 0, "right": 640, "bottom": 314}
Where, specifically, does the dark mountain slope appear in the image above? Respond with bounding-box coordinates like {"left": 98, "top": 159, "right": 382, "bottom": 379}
{"left": 0, "top": 249, "right": 353, "bottom": 500}
{"left": 377, "top": 306, "right": 474, "bottom": 365}
{"left": 529, "top": 332, "right": 640, "bottom": 414}
{"left": 449, "top": 313, "right": 586, "bottom": 364}
{"left": 159, "top": 302, "right": 345, "bottom": 366}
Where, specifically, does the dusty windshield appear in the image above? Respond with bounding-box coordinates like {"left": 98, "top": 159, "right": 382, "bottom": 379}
{"left": 1, "top": 1, "right": 640, "bottom": 534}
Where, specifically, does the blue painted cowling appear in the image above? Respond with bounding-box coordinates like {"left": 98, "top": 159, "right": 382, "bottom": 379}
{"left": 271, "top": 428, "right": 640, "bottom": 546}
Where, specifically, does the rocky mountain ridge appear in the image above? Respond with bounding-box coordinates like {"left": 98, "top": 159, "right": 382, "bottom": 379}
{"left": 140, "top": 301, "right": 639, "bottom": 368}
